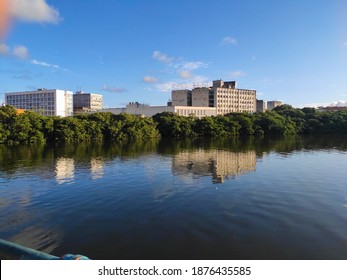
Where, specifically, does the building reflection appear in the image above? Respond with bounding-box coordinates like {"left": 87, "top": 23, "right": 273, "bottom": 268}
{"left": 172, "top": 149, "right": 256, "bottom": 183}
{"left": 55, "top": 157, "right": 75, "bottom": 184}
{"left": 54, "top": 157, "right": 105, "bottom": 183}
{"left": 90, "top": 158, "right": 105, "bottom": 180}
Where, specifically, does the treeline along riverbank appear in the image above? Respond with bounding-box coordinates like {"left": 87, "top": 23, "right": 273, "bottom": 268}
{"left": 1, "top": 104, "right": 347, "bottom": 144}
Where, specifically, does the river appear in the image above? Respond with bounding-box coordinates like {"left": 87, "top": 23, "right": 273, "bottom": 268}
{"left": 0, "top": 135, "right": 347, "bottom": 259}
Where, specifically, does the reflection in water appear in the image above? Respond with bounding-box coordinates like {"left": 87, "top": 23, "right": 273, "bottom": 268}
{"left": 55, "top": 157, "right": 75, "bottom": 184}
{"left": 173, "top": 150, "right": 256, "bottom": 183}
{"left": 1, "top": 135, "right": 347, "bottom": 260}
{"left": 90, "top": 158, "right": 105, "bottom": 180}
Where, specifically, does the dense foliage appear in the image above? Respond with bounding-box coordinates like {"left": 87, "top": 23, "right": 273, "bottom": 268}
{"left": 153, "top": 105, "right": 347, "bottom": 138}
{"left": 1, "top": 104, "right": 347, "bottom": 144}
{"left": 0, "top": 105, "right": 159, "bottom": 144}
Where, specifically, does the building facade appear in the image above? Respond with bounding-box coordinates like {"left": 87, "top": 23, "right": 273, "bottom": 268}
{"left": 101, "top": 102, "right": 217, "bottom": 118}
{"left": 256, "top": 99, "right": 267, "bottom": 112}
{"left": 73, "top": 91, "right": 103, "bottom": 114}
{"left": 5, "top": 89, "right": 73, "bottom": 117}
{"left": 267, "top": 101, "right": 282, "bottom": 110}
{"left": 172, "top": 80, "right": 256, "bottom": 115}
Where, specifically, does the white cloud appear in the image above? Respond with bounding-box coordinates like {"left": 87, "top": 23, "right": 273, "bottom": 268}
{"left": 230, "top": 70, "right": 247, "bottom": 78}
{"left": 179, "top": 70, "right": 192, "bottom": 79}
{"left": 143, "top": 76, "right": 159, "bottom": 83}
{"left": 155, "top": 81, "right": 176, "bottom": 92}
{"left": 0, "top": 43, "right": 10, "bottom": 55}
{"left": 178, "top": 61, "right": 208, "bottom": 71}
{"left": 13, "top": 45, "right": 29, "bottom": 59}
{"left": 10, "top": 0, "right": 61, "bottom": 24}
{"left": 30, "top": 59, "right": 59, "bottom": 68}
{"left": 102, "top": 84, "right": 127, "bottom": 93}
{"left": 0, "top": 43, "right": 29, "bottom": 59}
{"left": 330, "top": 100, "right": 347, "bottom": 107}
{"left": 152, "top": 50, "right": 173, "bottom": 64}
{"left": 221, "top": 36, "right": 237, "bottom": 45}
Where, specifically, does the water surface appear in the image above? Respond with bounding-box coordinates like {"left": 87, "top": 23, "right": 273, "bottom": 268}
{"left": 0, "top": 135, "right": 347, "bottom": 259}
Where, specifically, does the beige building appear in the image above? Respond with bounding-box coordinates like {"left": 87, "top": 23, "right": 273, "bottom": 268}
{"left": 172, "top": 79, "right": 256, "bottom": 115}
{"left": 267, "top": 100, "right": 282, "bottom": 110}
{"left": 102, "top": 102, "right": 216, "bottom": 118}
{"left": 73, "top": 91, "right": 103, "bottom": 114}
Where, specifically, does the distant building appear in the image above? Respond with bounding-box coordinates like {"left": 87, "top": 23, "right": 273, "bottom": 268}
{"left": 5, "top": 89, "right": 73, "bottom": 117}
{"left": 256, "top": 99, "right": 267, "bottom": 112}
{"left": 172, "top": 79, "right": 256, "bottom": 115}
{"left": 267, "top": 100, "right": 282, "bottom": 110}
{"left": 102, "top": 102, "right": 217, "bottom": 118}
{"left": 73, "top": 91, "right": 103, "bottom": 114}
{"left": 317, "top": 106, "right": 347, "bottom": 112}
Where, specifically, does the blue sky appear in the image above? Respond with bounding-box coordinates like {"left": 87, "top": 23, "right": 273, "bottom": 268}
{"left": 1, "top": 0, "right": 347, "bottom": 108}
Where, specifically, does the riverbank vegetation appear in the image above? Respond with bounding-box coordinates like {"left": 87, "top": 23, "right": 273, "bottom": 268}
{"left": 1, "top": 104, "right": 347, "bottom": 144}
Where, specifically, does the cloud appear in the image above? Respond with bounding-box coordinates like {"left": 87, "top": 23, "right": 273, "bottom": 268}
{"left": 179, "top": 70, "right": 192, "bottom": 79}
{"left": 0, "top": 43, "right": 29, "bottom": 59}
{"left": 143, "top": 76, "right": 159, "bottom": 83}
{"left": 155, "top": 81, "right": 176, "bottom": 92}
{"left": 10, "top": 0, "right": 61, "bottom": 24}
{"left": 178, "top": 61, "right": 208, "bottom": 71}
{"left": 221, "top": 36, "right": 237, "bottom": 45}
{"left": 330, "top": 101, "right": 347, "bottom": 107}
{"left": 102, "top": 84, "right": 127, "bottom": 93}
{"left": 0, "top": 43, "right": 10, "bottom": 55}
{"left": 152, "top": 50, "right": 173, "bottom": 64}
{"left": 31, "top": 59, "right": 59, "bottom": 68}
{"left": 230, "top": 70, "right": 247, "bottom": 78}
{"left": 13, "top": 45, "right": 29, "bottom": 59}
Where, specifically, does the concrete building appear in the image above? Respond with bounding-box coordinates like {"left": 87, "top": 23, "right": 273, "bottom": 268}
{"left": 5, "top": 89, "right": 73, "bottom": 117}
{"left": 256, "top": 99, "right": 267, "bottom": 112}
{"left": 102, "top": 102, "right": 217, "bottom": 118}
{"left": 172, "top": 80, "right": 256, "bottom": 115}
{"left": 267, "top": 100, "right": 282, "bottom": 110}
{"left": 73, "top": 91, "right": 103, "bottom": 114}
{"left": 171, "top": 90, "right": 192, "bottom": 106}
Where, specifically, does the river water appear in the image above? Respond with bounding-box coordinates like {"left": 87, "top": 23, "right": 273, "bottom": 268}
{"left": 1, "top": 135, "right": 347, "bottom": 259}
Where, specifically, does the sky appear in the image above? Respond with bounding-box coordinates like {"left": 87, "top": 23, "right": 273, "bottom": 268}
{"left": 0, "top": 0, "right": 347, "bottom": 108}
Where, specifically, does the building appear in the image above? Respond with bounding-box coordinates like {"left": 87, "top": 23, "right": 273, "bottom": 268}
{"left": 317, "top": 106, "right": 347, "bottom": 112}
{"left": 256, "top": 99, "right": 267, "bottom": 112}
{"left": 172, "top": 80, "right": 256, "bottom": 115}
{"left": 267, "top": 100, "right": 282, "bottom": 110}
{"left": 171, "top": 89, "right": 192, "bottom": 106}
{"left": 5, "top": 89, "right": 73, "bottom": 117}
{"left": 73, "top": 91, "right": 103, "bottom": 114}
{"left": 102, "top": 102, "right": 217, "bottom": 118}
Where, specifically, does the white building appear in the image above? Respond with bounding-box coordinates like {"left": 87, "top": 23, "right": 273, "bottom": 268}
{"left": 5, "top": 89, "right": 73, "bottom": 117}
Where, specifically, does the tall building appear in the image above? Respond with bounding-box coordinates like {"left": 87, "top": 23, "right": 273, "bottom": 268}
{"left": 73, "top": 91, "right": 103, "bottom": 114}
{"left": 172, "top": 80, "right": 256, "bottom": 115}
{"left": 5, "top": 89, "right": 73, "bottom": 117}
{"left": 267, "top": 101, "right": 282, "bottom": 110}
